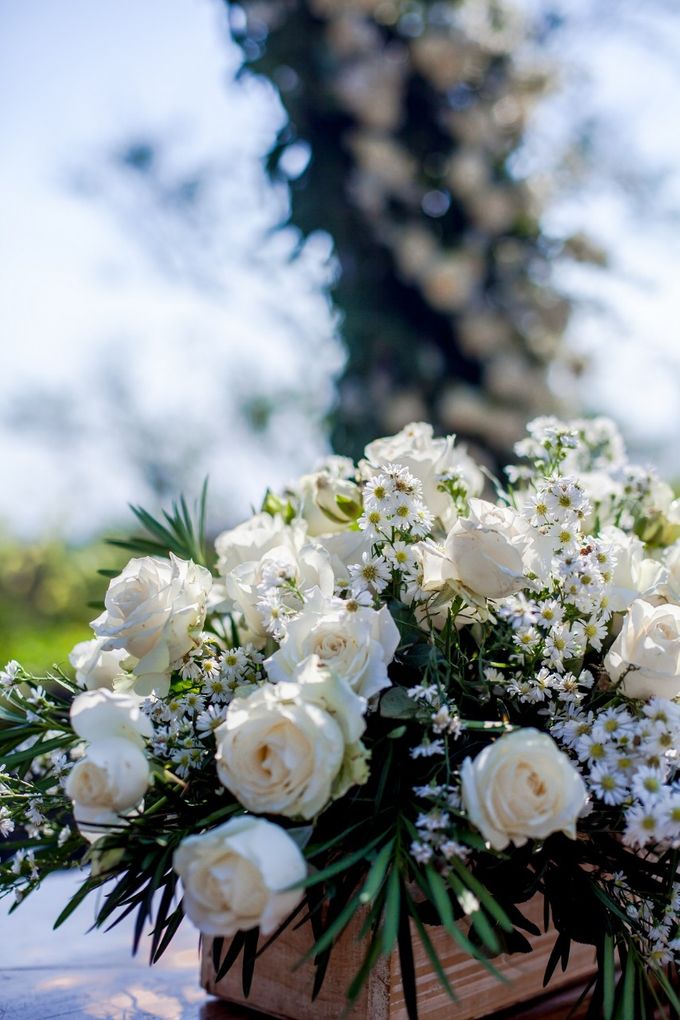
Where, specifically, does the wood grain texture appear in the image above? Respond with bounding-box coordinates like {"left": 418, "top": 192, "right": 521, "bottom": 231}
{"left": 0, "top": 873, "right": 601, "bottom": 1019}
{"left": 203, "top": 895, "right": 596, "bottom": 1020}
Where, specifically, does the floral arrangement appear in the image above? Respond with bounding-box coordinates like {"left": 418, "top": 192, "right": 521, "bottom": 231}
{"left": 1, "top": 418, "right": 680, "bottom": 1018}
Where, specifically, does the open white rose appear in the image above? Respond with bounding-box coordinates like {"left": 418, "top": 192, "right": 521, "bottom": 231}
{"left": 215, "top": 513, "right": 306, "bottom": 579}
{"left": 421, "top": 499, "right": 545, "bottom": 602}
{"left": 265, "top": 591, "right": 399, "bottom": 701}
{"left": 69, "top": 638, "right": 128, "bottom": 691}
{"left": 605, "top": 598, "right": 680, "bottom": 700}
{"left": 70, "top": 689, "right": 152, "bottom": 748}
{"left": 92, "top": 553, "right": 212, "bottom": 697}
{"left": 65, "top": 737, "right": 150, "bottom": 815}
{"left": 362, "top": 421, "right": 483, "bottom": 523}
{"left": 215, "top": 681, "right": 346, "bottom": 819}
{"left": 601, "top": 526, "right": 666, "bottom": 613}
{"left": 173, "top": 816, "right": 306, "bottom": 936}
{"left": 224, "top": 541, "right": 335, "bottom": 647}
{"left": 461, "top": 729, "right": 587, "bottom": 851}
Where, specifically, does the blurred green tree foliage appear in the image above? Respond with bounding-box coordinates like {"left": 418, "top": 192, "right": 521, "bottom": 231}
{"left": 0, "top": 539, "right": 125, "bottom": 673}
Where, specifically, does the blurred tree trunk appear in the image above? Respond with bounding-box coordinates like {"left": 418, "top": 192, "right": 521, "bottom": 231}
{"left": 226, "top": 0, "right": 582, "bottom": 462}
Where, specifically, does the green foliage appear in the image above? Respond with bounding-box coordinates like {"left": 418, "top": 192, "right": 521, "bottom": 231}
{"left": 0, "top": 537, "right": 126, "bottom": 671}
{"left": 108, "top": 480, "right": 211, "bottom": 567}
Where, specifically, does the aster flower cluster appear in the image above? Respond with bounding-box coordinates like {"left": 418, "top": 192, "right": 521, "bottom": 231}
{"left": 553, "top": 698, "right": 680, "bottom": 850}
{"left": 1, "top": 417, "right": 680, "bottom": 1018}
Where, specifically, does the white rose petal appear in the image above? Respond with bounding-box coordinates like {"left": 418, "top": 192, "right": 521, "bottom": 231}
{"left": 265, "top": 591, "right": 399, "bottom": 701}
{"left": 287, "top": 655, "right": 367, "bottom": 744}
{"left": 421, "top": 499, "right": 546, "bottom": 602}
{"left": 601, "top": 526, "right": 667, "bottom": 613}
{"left": 461, "top": 729, "right": 587, "bottom": 851}
{"left": 605, "top": 598, "right": 680, "bottom": 700}
{"left": 173, "top": 816, "right": 306, "bottom": 936}
{"left": 69, "top": 638, "right": 128, "bottom": 691}
{"left": 215, "top": 682, "right": 346, "bottom": 819}
{"left": 92, "top": 553, "right": 212, "bottom": 696}
{"left": 70, "top": 689, "right": 152, "bottom": 747}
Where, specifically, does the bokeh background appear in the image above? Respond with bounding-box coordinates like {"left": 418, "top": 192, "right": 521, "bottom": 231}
{"left": 2, "top": 0, "right": 680, "bottom": 669}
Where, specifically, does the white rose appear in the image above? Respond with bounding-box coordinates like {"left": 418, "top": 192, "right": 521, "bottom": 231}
{"left": 294, "top": 472, "right": 362, "bottom": 537}
{"left": 69, "top": 637, "right": 128, "bottom": 691}
{"left": 215, "top": 681, "right": 346, "bottom": 819}
{"left": 421, "top": 499, "right": 544, "bottom": 602}
{"left": 601, "top": 526, "right": 666, "bottom": 613}
{"left": 265, "top": 591, "right": 399, "bottom": 701}
{"left": 65, "top": 737, "right": 150, "bottom": 814}
{"left": 92, "top": 553, "right": 212, "bottom": 697}
{"left": 70, "top": 689, "right": 152, "bottom": 748}
{"left": 362, "top": 421, "right": 483, "bottom": 522}
{"left": 605, "top": 598, "right": 680, "bottom": 700}
{"left": 173, "top": 816, "right": 306, "bottom": 936}
{"left": 461, "top": 729, "right": 587, "bottom": 851}
{"left": 224, "top": 541, "right": 335, "bottom": 647}
{"left": 215, "top": 513, "right": 306, "bottom": 579}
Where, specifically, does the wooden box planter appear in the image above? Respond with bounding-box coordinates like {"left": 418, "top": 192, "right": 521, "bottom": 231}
{"left": 201, "top": 896, "right": 596, "bottom": 1019}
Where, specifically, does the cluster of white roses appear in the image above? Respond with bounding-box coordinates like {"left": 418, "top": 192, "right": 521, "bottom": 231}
{"left": 3, "top": 416, "right": 680, "bottom": 976}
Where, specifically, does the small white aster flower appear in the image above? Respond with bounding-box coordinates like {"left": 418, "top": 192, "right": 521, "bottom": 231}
{"left": 589, "top": 762, "right": 629, "bottom": 805}
{"left": 196, "top": 705, "right": 227, "bottom": 737}
{"left": 349, "top": 552, "right": 391, "bottom": 594}
{"left": 0, "top": 806, "right": 15, "bottom": 837}
{"left": 0, "top": 660, "right": 21, "bottom": 688}
{"left": 623, "top": 802, "right": 665, "bottom": 848}
{"left": 631, "top": 766, "right": 667, "bottom": 803}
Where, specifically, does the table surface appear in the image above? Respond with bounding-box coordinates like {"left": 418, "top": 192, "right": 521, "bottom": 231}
{"left": 0, "top": 872, "right": 592, "bottom": 1020}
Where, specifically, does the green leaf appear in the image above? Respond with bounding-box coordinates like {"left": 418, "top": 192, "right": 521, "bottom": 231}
{"left": 379, "top": 687, "right": 418, "bottom": 719}
{"left": 438, "top": 869, "right": 503, "bottom": 962}
{"left": 405, "top": 888, "right": 456, "bottom": 1003}
{"left": 53, "top": 877, "right": 103, "bottom": 929}
{"left": 241, "top": 928, "right": 260, "bottom": 997}
{"left": 1, "top": 733, "right": 73, "bottom": 769}
{"left": 215, "top": 931, "right": 246, "bottom": 982}
{"left": 286, "top": 826, "right": 314, "bottom": 851}
{"left": 602, "top": 934, "right": 615, "bottom": 1020}
{"left": 151, "top": 903, "right": 184, "bottom": 964}
{"left": 290, "top": 834, "right": 384, "bottom": 890}
{"left": 450, "top": 859, "right": 513, "bottom": 933}
{"left": 397, "top": 897, "right": 418, "bottom": 1020}
{"left": 300, "top": 894, "right": 361, "bottom": 963}
{"left": 654, "top": 966, "right": 680, "bottom": 1015}
{"left": 359, "top": 840, "right": 394, "bottom": 905}
{"left": 347, "top": 931, "right": 382, "bottom": 1003}
{"left": 543, "top": 933, "right": 566, "bottom": 989}
{"left": 382, "top": 868, "right": 401, "bottom": 956}
{"left": 613, "top": 948, "right": 635, "bottom": 1020}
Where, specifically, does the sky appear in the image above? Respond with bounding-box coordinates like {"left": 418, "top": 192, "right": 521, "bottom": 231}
{"left": 1, "top": 0, "right": 679, "bottom": 540}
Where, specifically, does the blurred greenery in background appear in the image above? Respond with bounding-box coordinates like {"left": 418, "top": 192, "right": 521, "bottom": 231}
{"left": 0, "top": 538, "right": 125, "bottom": 673}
